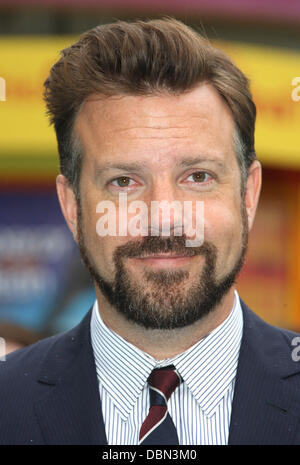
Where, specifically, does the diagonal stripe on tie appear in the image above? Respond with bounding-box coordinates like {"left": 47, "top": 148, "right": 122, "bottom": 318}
{"left": 139, "top": 365, "right": 181, "bottom": 445}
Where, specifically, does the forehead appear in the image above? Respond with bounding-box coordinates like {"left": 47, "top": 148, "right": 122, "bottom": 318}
{"left": 75, "top": 83, "right": 236, "bottom": 166}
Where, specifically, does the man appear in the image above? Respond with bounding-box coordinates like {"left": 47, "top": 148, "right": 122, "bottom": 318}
{"left": 0, "top": 17, "right": 300, "bottom": 445}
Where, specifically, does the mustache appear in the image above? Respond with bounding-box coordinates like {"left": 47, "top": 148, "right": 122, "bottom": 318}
{"left": 113, "top": 234, "right": 215, "bottom": 261}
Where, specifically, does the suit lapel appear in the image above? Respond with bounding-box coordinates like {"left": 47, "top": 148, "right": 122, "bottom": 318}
{"left": 34, "top": 309, "right": 107, "bottom": 445}
{"left": 228, "top": 302, "right": 300, "bottom": 445}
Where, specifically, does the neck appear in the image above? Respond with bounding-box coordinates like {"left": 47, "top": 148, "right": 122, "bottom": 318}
{"left": 95, "top": 287, "right": 236, "bottom": 360}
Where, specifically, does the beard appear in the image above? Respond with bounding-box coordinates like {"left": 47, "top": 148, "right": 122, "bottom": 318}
{"left": 77, "top": 202, "right": 248, "bottom": 330}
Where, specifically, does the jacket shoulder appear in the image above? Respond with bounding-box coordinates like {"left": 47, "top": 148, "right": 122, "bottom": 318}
{"left": 0, "top": 310, "right": 92, "bottom": 445}
{"left": 0, "top": 327, "right": 77, "bottom": 413}
{"left": 240, "top": 299, "right": 300, "bottom": 376}
{"left": 1, "top": 331, "right": 64, "bottom": 377}
{"left": 242, "top": 299, "right": 300, "bottom": 342}
{"left": 0, "top": 307, "right": 92, "bottom": 384}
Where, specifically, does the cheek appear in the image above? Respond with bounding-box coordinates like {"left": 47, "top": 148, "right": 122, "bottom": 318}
{"left": 88, "top": 232, "right": 125, "bottom": 281}
{"left": 96, "top": 237, "right": 116, "bottom": 274}
{"left": 78, "top": 197, "right": 113, "bottom": 278}
{"left": 203, "top": 200, "right": 243, "bottom": 253}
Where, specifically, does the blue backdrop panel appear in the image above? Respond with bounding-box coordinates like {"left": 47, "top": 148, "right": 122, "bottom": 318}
{"left": 0, "top": 190, "right": 95, "bottom": 334}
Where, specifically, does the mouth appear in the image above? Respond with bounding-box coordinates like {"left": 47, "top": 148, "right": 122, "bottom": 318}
{"left": 129, "top": 253, "right": 196, "bottom": 268}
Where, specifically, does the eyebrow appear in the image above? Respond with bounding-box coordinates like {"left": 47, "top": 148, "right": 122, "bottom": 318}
{"left": 94, "top": 162, "right": 145, "bottom": 180}
{"left": 94, "top": 155, "right": 227, "bottom": 177}
{"left": 178, "top": 156, "right": 227, "bottom": 171}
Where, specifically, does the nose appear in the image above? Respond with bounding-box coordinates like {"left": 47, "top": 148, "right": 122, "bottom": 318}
{"left": 146, "top": 179, "right": 184, "bottom": 237}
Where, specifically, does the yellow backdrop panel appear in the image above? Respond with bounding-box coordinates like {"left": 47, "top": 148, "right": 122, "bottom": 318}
{"left": 0, "top": 37, "right": 299, "bottom": 174}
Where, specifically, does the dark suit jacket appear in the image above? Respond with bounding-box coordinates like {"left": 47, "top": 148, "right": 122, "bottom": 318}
{"left": 0, "top": 299, "right": 300, "bottom": 445}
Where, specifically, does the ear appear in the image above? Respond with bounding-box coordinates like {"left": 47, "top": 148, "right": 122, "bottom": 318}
{"left": 244, "top": 160, "right": 262, "bottom": 231}
{"left": 56, "top": 174, "right": 79, "bottom": 243}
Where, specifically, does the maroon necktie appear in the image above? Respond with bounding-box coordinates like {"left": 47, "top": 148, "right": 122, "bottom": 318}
{"left": 139, "top": 365, "right": 181, "bottom": 445}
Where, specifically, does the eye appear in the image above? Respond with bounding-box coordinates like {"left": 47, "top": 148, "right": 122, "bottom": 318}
{"left": 111, "top": 176, "right": 134, "bottom": 188}
{"left": 186, "top": 171, "right": 212, "bottom": 183}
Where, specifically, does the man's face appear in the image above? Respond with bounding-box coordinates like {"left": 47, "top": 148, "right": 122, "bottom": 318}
{"left": 61, "top": 84, "right": 260, "bottom": 330}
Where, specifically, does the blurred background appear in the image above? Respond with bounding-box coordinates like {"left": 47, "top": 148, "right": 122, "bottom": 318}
{"left": 0, "top": 0, "right": 300, "bottom": 354}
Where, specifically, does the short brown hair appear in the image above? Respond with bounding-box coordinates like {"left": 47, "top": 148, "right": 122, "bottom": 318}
{"left": 44, "top": 17, "right": 256, "bottom": 196}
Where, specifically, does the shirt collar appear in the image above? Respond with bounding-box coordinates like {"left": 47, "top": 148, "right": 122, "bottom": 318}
{"left": 172, "top": 291, "right": 243, "bottom": 416}
{"left": 90, "top": 290, "right": 243, "bottom": 420}
{"left": 90, "top": 304, "right": 156, "bottom": 421}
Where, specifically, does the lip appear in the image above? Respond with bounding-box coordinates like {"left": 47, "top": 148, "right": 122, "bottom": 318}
{"left": 130, "top": 254, "right": 195, "bottom": 268}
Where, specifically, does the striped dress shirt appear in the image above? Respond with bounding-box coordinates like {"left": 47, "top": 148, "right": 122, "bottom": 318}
{"left": 90, "top": 290, "right": 243, "bottom": 445}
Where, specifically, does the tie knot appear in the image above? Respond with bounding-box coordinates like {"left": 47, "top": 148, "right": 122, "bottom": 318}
{"left": 148, "top": 365, "right": 181, "bottom": 404}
